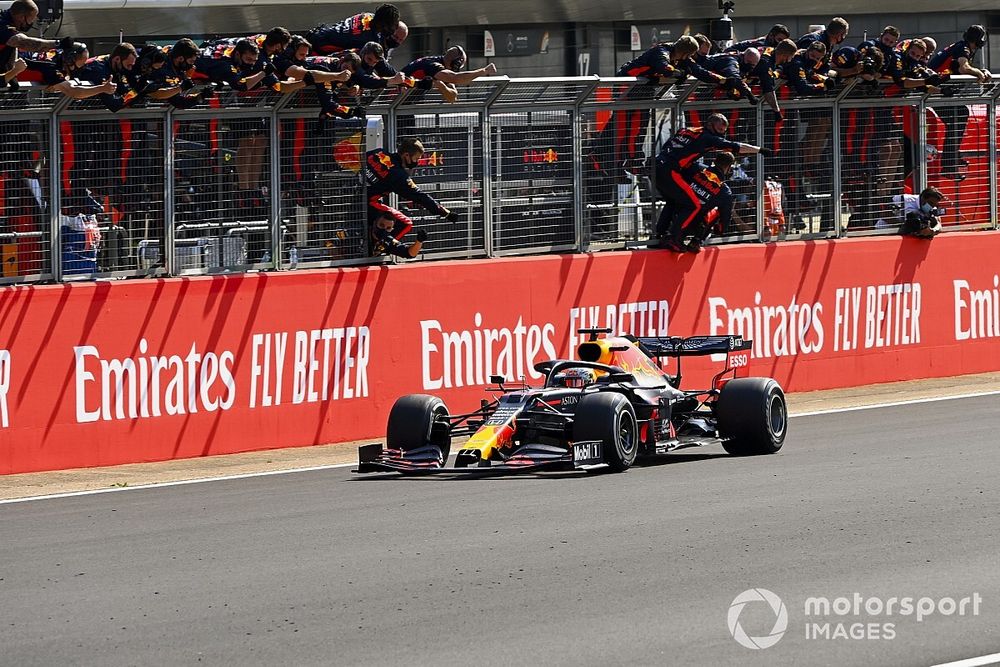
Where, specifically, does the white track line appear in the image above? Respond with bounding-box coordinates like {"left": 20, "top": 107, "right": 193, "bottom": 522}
{"left": 0, "top": 462, "right": 356, "bottom": 505}
{"left": 929, "top": 653, "right": 1000, "bottom": 667}
{"left": 791, "top": 389, "right": 1000, "bottom": 418}
{"left": 2, "top": 390, "right": 998, "bottom": 505}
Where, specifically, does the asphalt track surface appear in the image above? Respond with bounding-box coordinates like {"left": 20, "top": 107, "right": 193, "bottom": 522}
{"left": 2, "top": 396, "right": 999, "bottom": 666}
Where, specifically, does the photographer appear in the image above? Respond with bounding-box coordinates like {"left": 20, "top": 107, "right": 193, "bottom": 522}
{"left": 876, "top": 187, "right": 944, "bottom": 238}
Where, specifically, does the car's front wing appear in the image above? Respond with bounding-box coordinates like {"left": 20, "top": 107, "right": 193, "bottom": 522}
{"left": 354, "top": 441, "right": 607, "bottom": 475}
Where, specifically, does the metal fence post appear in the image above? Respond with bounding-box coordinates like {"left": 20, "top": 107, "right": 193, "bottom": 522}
{"left": 572, "top": 106, "right": 585, "bottom": 251}
{"left": 830, "top": 98, "right": 843, "bottom": 237}
{"left": 989, "top": 93, "right": 998, "bottom": 230}
{"left": 386, "top": 102, "right": 397, "bottom": 153}
{"left": 270, "top": 110, "right": 282, "bottom": 269}
{"left": 571, "top": 80, "right": 599, "bottom": 252}
{"left": 830, "top": 81, "right": 860, "bottom": 239}
{"left": 755, "top": 102, "right": 765, "bottom": 240}
{"left": 480, "top": 80, "right": 509, "bottom": 258}
{"left": 163, "top": 109, "right": 175, "bottom": 276}
{"left": 481, "top": 110, "right": 494, "bottom": 258}
{"left": 466, "top": 119, "right": 476, "bottom": 255}
{"left": 48, "top": 104, "right": 64, "bottom": 282}
{"left": 917, "top": 94, "right": 929, "bottom": 196}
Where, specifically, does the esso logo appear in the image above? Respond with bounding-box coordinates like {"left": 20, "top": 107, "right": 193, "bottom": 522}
{"left": 730, "top": 353, "right": 749, "bottom": 369}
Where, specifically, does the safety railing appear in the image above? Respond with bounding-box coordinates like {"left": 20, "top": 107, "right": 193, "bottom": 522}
{"left": 0, "top": 72, "right": 997, "bottom": 285}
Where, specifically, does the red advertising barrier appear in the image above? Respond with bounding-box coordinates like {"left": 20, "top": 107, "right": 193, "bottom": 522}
{"left": 1, "top": 233, "right": 999, "bottom": 474}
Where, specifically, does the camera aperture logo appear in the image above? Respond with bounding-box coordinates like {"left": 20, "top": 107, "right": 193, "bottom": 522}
{"left": 728, "top": 589, "right": 983, "bottom": 648}
{"left": 728, "top": 588, "right": 789, "bottom": 649}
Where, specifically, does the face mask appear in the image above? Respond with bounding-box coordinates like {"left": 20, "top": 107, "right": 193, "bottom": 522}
{"left": 920, "top": 202, "right": 933, "bottom": 214}
{"left": 177, "top": 61, "right": 193, "bottom": 72}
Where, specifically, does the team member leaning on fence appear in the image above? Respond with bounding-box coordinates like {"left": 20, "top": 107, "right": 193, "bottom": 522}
{"left": 726, "top": 24, "right": 790, "bottom": 54}
{"left": 138, "top": 39, "right": 209, "bottom": 108}
{"left": 402, "top": 46, "right": 498, "bottom": 103}
{"left": 701, "top": 47, "right": 761, "bottom": 105}
{"left": 364, "top": 138, "right": 459, "bottom": 259}
{"left": 929, "top": 24, "right": 991, "bottom": 180}
{"left": 272, "top": 35, "right": 353, "bottom": 87}
{"left": 797, "top": 17, "right": 849, "bottom": 68}
{"left": 192, "top": 39, "right": 306, "bottom": 218}
{"left": 746, "top": 38, "right": 797, "bottom": 120}
{"left": 20, "top": 43, "right": 117, "bottom": 99}
{"left": 832, "top": 44, "right": 884, "bottom": 204}
{"left": 859, "top": 29, "right": 943, "bottom": 203}
{"left": 898, "top": 39, "right": 941, "bottom": 82}
{"left": 306, "top": 4, "right": 402, "bottom": 55}
{"left": 201, "top": 27, "right": 292, "bottom": 74}
{"left": 273, "top": 35, "right": 360, "bottom": 130}
{"left": 351, "top": 41, "right": 408, "bottom": 90}
{"left": 895, "top": 38, "right": 949, "bottom": 187}
{"left": 594, "top": 36, "right": 720, "bottom": 178}
{"left": 656, "top": 151, "right": 738, "bottom": 253}
{"left": 76, "top": 42, "right": 150, "bottom": 112}
{"left": 647, "top": 113, "right": 771, "bottom": 248}
{"left": 897, "top": 37, "right": 935, "bottom": 66}
{"left": 1, "top": 0, "right": 75, "bottom": 91}
{"left": 193, "top": 38, "right": 304, "bottom": 95}
{"left": 782, "top": 41, "right": 836, "bottom": 185}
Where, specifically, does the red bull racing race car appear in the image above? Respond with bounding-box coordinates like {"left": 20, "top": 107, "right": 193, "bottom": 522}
{"left": 356, "top": 328, "right": 787, "bottom": 475}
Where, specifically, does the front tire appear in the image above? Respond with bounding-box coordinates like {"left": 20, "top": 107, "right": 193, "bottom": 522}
{"left": 716, "top": 378, "right": 787, "bottom": 455}
{"left": 386, "top": 394, "right": 451, "bottom": 461}
{"left": 573, "top": 393, "right": 639, "bottom": 472}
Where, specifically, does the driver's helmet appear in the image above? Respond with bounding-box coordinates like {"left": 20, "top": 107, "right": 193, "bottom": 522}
{"left": 553, "top": 367, "right": 597, "bottom": 388}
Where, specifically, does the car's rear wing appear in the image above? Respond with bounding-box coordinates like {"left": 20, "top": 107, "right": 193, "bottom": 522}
{"left": 636, "top": 335, "right": 753, "bottom": 390}
{"left": 636, "top": 336, "right": 752, "bottom": 357}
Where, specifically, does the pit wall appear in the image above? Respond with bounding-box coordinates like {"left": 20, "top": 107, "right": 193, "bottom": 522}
{"left": 2, "top": 233, "right": 999, "bottom": 474}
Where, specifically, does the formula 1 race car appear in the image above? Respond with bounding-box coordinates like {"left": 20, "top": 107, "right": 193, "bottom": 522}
{"left": 356, "top": 328, "right": 787, "bottom": 475}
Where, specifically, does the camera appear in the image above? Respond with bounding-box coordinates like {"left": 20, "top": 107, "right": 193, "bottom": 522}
{"left": 861, "top": 57, "right": 878, "bottom": 76}
{"left": 710, "top": 0, "right": 735, "bottom": 41}
{"left": 904, "top": 206, "right": 943, "bottom": 237}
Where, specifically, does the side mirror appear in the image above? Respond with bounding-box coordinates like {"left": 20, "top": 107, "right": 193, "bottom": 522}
{"left": 607, "top": 372, "right": 636, "bottom": 384}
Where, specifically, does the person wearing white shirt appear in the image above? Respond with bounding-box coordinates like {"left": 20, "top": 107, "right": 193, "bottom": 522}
{"left": 876, "top": 187, "right": 944, "bottom": 238}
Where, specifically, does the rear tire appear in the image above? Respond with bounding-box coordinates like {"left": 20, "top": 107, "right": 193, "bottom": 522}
{"left": 716, "top": 378, "right": 787, "bottom": 456}
{"left": 573, "top": 393, "right": 638, "bottom": 472}
{"left": 386, "top": 394, "right": 451, "bottom": 460}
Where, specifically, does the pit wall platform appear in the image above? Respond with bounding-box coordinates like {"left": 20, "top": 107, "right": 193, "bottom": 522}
{"left": 1, "top": 232, "right": 999, "bottom": 474}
